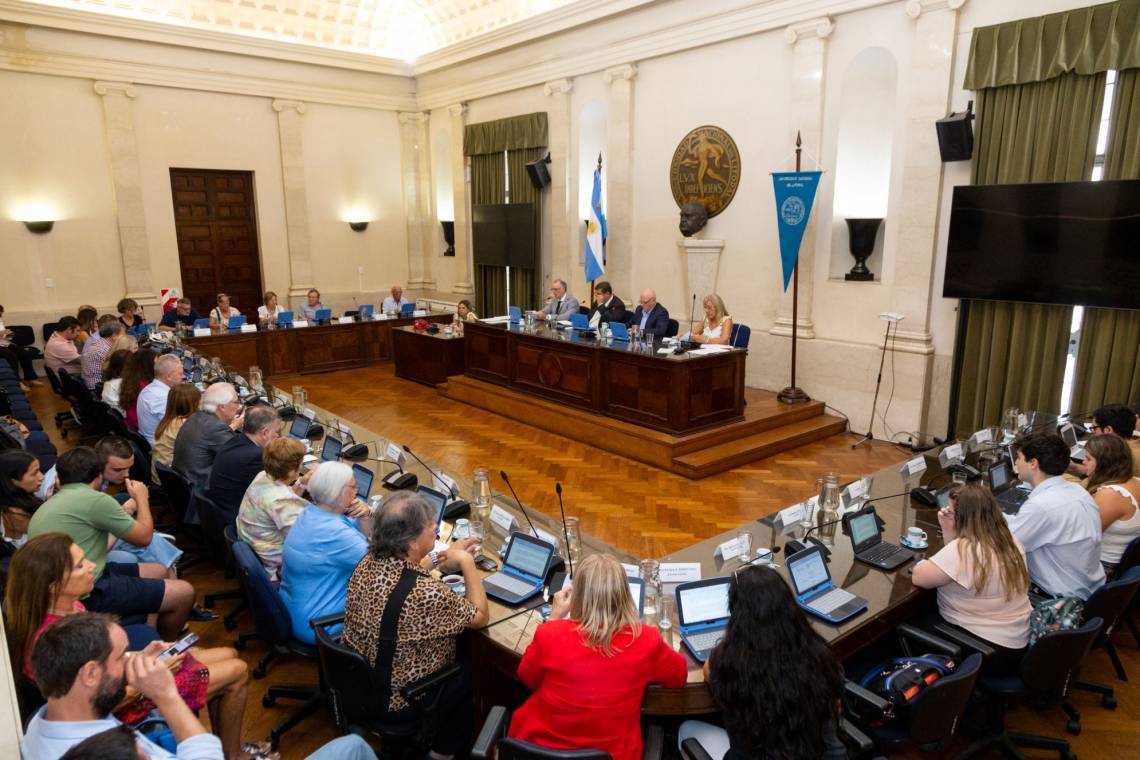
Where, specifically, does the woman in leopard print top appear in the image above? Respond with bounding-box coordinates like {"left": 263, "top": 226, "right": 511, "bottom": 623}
{"left": 342, "top": 490, "right": 489, "bottom": 759}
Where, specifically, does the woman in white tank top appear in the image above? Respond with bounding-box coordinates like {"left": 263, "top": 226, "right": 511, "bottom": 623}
{"left": 693, "top": 294, "right": 733, "bottom": 345}
{"left": 1084, "top": 434, "right": 1140, "bottom": 569}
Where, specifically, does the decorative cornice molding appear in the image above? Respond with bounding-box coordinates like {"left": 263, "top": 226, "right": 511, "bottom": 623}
{"left": 446, "top": 103, "right": 468, "bottom": 118}
{"left": 905, "top": 0, "right": 967, "bottom": 19}
{"left": 93, "top": 80, "right": 136, "bottom": 98}
{"left": 543, "top": 79, "right": 573, "bottom": 96}
{"left": 272, "top": 99, "right": 307, "bottom": 115}
{"left": 784, "top": 17, "right": 835, "bottom": 45}
{"left": 398, "top": 111, "right": 430, "bottom": 125}
{"left": 602, "top": 63, "right": 638, "bottom": 84}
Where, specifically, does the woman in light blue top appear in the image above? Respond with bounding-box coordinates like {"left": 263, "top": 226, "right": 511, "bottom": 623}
{"left": 279, "top": 462, "right": 372, "bottom": 644}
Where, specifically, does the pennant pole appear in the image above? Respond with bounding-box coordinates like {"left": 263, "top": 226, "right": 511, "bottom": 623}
{"left": 777, "top": 132, "right": 810, "bottom": 404}
{"left": 590, "top": 153, "right": 602, "bottom": 299}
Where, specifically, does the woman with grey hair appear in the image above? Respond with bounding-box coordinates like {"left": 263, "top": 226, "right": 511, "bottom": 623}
{"left": 278, "top": 461, "right": 372, "bottom": 644}
{"left": 343, "top": 490, "right": 488, "bottom": 759}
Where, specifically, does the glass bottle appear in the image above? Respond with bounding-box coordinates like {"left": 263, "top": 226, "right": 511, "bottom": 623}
{"left": 818, "top": 473, "right": 841, "bottom": 546}
{"left": 472, "top": 468, "right": 492, "bottom": 525}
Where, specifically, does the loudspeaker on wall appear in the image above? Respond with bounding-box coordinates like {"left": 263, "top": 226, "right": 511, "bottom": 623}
{"left": 526, "top": 153, "right": 552, "bottom": 189}
{"left": 936, "top": 101, "right": 974, "bottom": 162}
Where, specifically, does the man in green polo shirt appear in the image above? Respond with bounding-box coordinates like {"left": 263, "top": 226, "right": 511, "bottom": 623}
{"left": 28, "top": 446, "right": 195, "bottom": 639}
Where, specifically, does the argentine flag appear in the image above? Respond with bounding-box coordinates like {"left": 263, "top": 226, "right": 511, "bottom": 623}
{"left": 585, "top": 165, "right": 607, "bottom": 282}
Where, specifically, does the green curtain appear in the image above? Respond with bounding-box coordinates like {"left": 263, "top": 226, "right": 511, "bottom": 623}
{"left": 470, "top": 152, "right": 507, "bottom": 317}
{"left": 464, "top": 113, "right": 548, "bottom": 156}
{"left": 952, "top": 71, "right": 1105, "bottom": 435}
{"left": 507, "top": 147, "right": 544, "bottom": 311}
{"left": 963, "top": 1, "right": 1140, "bottom": 90}
{"left": 1070, "top": 67, "right": 1140, "bottom": 411}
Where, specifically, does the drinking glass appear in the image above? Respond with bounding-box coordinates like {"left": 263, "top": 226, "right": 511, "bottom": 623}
{"left": 249, "top": 366, "right": 263, "bottom": 391}
{"left": 291, "top": 385, "right": 306, "bottom": 411}
{"left": 644, "top": 332, "right": 655, "bottom": 348}
{"left": 639, "top": 559, "right": 661, "bottom": 619}
{"left": 469, "top": 519, "right": 486, "bottom": 556}
{"left": 563, "top": 516, "right": 582, "bottom": 570}
{"left": 735, "top": 530, "right": 753, "bottom": 566}
{"left": 656, "top": 595, "right": 674, "bottom": 644}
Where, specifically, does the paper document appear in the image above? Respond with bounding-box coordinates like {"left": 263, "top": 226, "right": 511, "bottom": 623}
{"left": 482, "top": 315, "right": 511, "bottom": 323}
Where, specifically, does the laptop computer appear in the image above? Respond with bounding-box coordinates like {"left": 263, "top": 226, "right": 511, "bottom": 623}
{"left": 569, "top": 313, "right": 589, "bottom": 330}
{"left": 226, "top": 315, "right": 246, "bottom": 331}
{"left": 416, "top": 485, "right": 449, "bottom": 529}
{"left": 358, "top": 304, "right": 374, "bottom": 319}
{"left": 277, "top": 311, "right": 293, "bottom": 327}
{"left": 988, "top": 458, "right": 1030, "bottom": 514}
{"left": 401, "top": 303, "right": 416, "bottom": 316}
{"left": 314, "top": 308, "right": 332, "bottom": 323}
{"left": 321, "top": 435, "right": 343, "bottom": 462}
{"left": 608, "top": 321, "right": 630, "bottom": 341}
{"left": 351, "top": 463, "right": 374, "bottom": 501}
{"left": 193, "top": 318, "right": 209, "bottom": 329}
{"left": 549, "top": 574, "right": 646, "bottom": 620}
{"left": 483, "top": 531, "right": 556, "bottom": 605}
{"left": 288, "top": 415, "right": 313, "bottom": 441}
{"left": 508, "top": 306, "right": 522, "bottom": 324}
{"left": 1060, "top": 423, "right": 1087, "bottom": 462}
{"left": 676, "top": 577, "right": 732, "bottom": 662}
{"left": 844, "top": 507, "right": 914, "bottom": 571}
{"left": 786, "top": 544, "right": 868, "bottom": 624}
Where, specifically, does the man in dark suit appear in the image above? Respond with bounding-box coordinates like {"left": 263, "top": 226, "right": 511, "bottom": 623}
{"left": 631, "top": 289, "right": 670, "bottom": 336}
{"left": 206, "top": 404, "right": 282, "bottom": 522}
{"left": 587, "top": 281, "right": 626, "bottom": 327}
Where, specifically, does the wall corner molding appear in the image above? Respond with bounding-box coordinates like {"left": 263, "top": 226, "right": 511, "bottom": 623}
{"left": 272, "top": 99, "right": 307, "bottom": 114}
{"left": 602, "top": 63, "right": 637, "bottom": 84}
{"left": 905, "top": 0, "right": 967, "bottom": 19}
{"left": 93, "top": 80, "right": 136, "bottom": 98}
{"left": 543, "top": 78, "right": 573, "bottom": 96}
{"left": 784, "top": 16, "right": 835, "bottom": 45}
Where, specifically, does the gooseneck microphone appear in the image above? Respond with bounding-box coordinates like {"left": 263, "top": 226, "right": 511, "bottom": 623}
{"left": 376, "top": 442, "right": 417, "bottom": 490}
{"left": 499, "top": 470, "right": 540, "bottom": 539}
{"left": 555, "top": 482, "right": 573, "bottom": 577}
{"left": 404, "top": 445, "right": 469, "bottom": 519}
{"left": 687, "top": 292, "right": 699, "bottom": 337}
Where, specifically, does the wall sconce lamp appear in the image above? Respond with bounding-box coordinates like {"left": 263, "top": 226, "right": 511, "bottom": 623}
{"left": 440, "top": 220, "right": 455, "bottom": 256}
{"left": 844, "top": 217, "right": 883, "bottom": 281}
{"left": 348, "top": 221, "right": 369, "bottom": 232}
{"left": 23, "top": 220, "right": 55, "bottom": 234}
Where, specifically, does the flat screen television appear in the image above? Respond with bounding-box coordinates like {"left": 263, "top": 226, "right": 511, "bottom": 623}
{"left": 472, "top": 203, "right": 535, "bottom": 268}
{"left": 943, "top": 179, "right": 1140, "bottom": 310}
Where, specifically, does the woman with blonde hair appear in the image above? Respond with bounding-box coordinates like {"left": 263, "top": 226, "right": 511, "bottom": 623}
{"left": 508, "top": 553, "right": 687, "bottom": 760}
{"left": 208, "top": 293, "right": 238, "bottom": 329}
{"left": 913, "top": 484, "right": 1032, "bottom": 674}
{"left": 151, "top": 383, "right": 202, "bottom": 482}
{"left": 1083, "top": 433, "right": 1140, "bottom": 570}
{"left": 692, "top": 294, "right": 733, "bottom": 345}
{"left": 258, "top": 291, "right": 285, "bottom": 325}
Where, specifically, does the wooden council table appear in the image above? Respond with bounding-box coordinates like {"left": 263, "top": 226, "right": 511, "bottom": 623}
{"left": 392, "top": 325, "right": 466, "bottom": 386}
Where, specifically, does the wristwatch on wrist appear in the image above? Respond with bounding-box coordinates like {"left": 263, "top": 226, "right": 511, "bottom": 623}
{"left": 429, "top": 550, "right": 441, "bottom": 569}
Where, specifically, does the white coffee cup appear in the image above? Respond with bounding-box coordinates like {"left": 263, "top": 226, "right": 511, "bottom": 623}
{"left": 905, "top": 527, "right": 928, "bottom": 546}
{"left": 442, "top": 574, "right": 465, "bottom": 594}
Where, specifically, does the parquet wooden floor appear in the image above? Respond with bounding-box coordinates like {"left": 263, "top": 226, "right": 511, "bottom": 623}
{"left": 20, "top": 369, "right": 1140, "bottom": 759}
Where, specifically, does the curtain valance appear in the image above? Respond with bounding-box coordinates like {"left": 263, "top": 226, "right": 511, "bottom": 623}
{"left": 463, "top": 112, "right": 548, "bottom": 156}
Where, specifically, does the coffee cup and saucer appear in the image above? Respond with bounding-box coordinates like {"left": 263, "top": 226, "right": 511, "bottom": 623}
{"left": 899, "top": 527, "right": 929, "bottom": 550}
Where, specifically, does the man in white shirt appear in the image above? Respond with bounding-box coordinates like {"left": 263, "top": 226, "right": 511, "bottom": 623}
{"left": 538, "top": 279, "right": 580, "bottom": 321}
{"left": 137, "top": 354, "right": 183, "bottom": 444}
{"left": 22, "top": 613, "right": 224, "bottom": 760}
{"left": 381, "top": 285, "right": 411, "bottom": 314}
{"left": 1006, "top": 431, "right": 1105, "bottom": 599}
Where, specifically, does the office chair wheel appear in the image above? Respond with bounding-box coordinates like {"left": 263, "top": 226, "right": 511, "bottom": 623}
{"left": 253, "top": 663, "right": 268, "bottom": 679}
{"left": 1066, "top": 719, "right": 1081, "bottom": 736}
{"left": 1062, "top": 751, "right": 1077, "bottom": 760}
{"left": 233, "top": 637, "right": 246, "bottom": 650}
{"left": 224, "top": 617, "right": 237, "bottom": 631}
{"left": 1102, "top": 694, "right": 1117, "bottom": 709}
{"left": 262, "top": 693, "right": 276, "bottom": 708}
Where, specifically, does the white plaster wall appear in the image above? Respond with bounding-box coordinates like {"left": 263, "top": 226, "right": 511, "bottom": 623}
{"left": 429, "top": 106, "right": 461, "bottom": 291}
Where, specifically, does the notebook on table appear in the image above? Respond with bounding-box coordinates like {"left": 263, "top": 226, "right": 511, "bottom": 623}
{"left": 482, "top": 532, "right": 556, "bottom": 605}
{"left": 844, "top": 507, "right": 914, "bottom": 571}
{"left": 675, "top": 577, "right": 732, "bottom": 662}
{"left": 786, "top": 544, "right": 867, "bottom": 624}
{"left": 1060, "top": 423, "right": 1087, "bottom": 462}
{"left": 988, "top": 458, "right": 1030, "bottom": 514}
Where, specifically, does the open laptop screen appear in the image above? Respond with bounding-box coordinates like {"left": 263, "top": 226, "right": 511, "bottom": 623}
{"left": 505, "top": 536, "right": 552, "bottom": 579}
{"left": 788, "top": 548, "right": 830, "bottom": 596}
{"left": 288, "top": 415, "right": 312, "bottom": 440}
{"left": 416, "top": 485, "right": 448, "bottom": 526}
{"left": 678, "top": 581, "right": 730, "bottom": 625}
{"left": 1060, "top": 423, "right": 1078, "bottom": 448}
{"left": 989, "top": 460, "right": 1013, "bottom": 492}
{"left": 848, "top": 511, "right": 879, "bottom": 548}
{"left": 321, "top": 436, "right": 343, "bottom": 462}
{"left": 351, "top": 464, "right": 374, "bottom": 500}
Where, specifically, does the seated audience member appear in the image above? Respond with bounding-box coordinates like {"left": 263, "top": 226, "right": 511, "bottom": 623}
{"left": 1082, "top": 433, "right": 1140, "bottom": 571}
{"left": 343, "top": 491, "right": 487, "bottom": 757}
{"left": 678, "top": 565, "right": 846, "bottom": 760}
{"left": 55, "top": 726, "right": 374, "bottom": 760}
{"left": 236, "top": 438, "right": 310, "bottom": 580}
{"left": 509, "top": 554, "right": 686, "bottom": 760}
{"left": 912, "top": 485, "right": 1031, "bottom": 674}
{"left": 0, "top": 302, "right": 42, "bottom": 384}
{"left": 1006, "top": 432, "right": 1105, "bottom": 599}
{"left": 26, "top": 447, "right": 195, "bottom": 639}
{"left": 80, "top": 316, "right": 121, "bottom": 391}
{"left": 151, "top": 384, "right": 201, "bottom": 483}
{"left": 119, "top": 350, "right": 157, "bottom": 431}
{"left": 1, "top": 450, "right": 44, "bottom": 549}
{"left": 298, "top": 288, "right": 324, "bottom": 322}
{"left": 75, "top": 307, "right": 98, "bottom": 348}
{"left": 116, "top": 298, "right": 144, "bottom": 331}
{"left": 21, "top": 613, "right": 226, "bottom": 760}
{"left": 100, "top": 350, "right": 131, "bottom": 415}
{"left": 106, "top": 331, "right": 138, "bottom": 361}
{"left": 631, "top": 289, "right": 669, "bottom": 335}
{"left": 136, "top": 354, "right": 183, "bottom": 445}
{"left": 537, "top": 279, "right": 580, "bottom": 321}
{"left": 691, "top": 294, "right": 733, "bottom": 345}
{"left": 173, "top": 383, "right": 241, "bottom": 488}
{"left": 45, "top": 316, "right": 84, "bottom": 377}
{"left": 257, "top": 291, "right": 285, "bottom": 325}
{"left": 280, "top": 462, "right": 372, "bottom": 645}
{"left": 6, "top": 533, "right": 251, "bottom": 756}
{"left": 207, "top": 405, "right": 282, "bottom": 522}
{"left": 208, "top": 293, "right": 239, "bottom": 329}
{"left": 455, "top": 299, "right": 478, "bottom": 322}
{"left": 157, "top": 297, "right": 201, "bottom": 332}
{"left": 381, "top": 285, "right": 411, "bottom": 314}
{"left": 1091, "top": 403, "right": 1140, "bottom": 472}
{"left": 587, "top": 281, "right": 626, "bottom": 328}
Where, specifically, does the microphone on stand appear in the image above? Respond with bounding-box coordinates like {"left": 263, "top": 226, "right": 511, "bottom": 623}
{"left": 376, "top": 441, "right": 417, "bottom": 490}
{"left": 555, "top": 482, "right": 573, "bottom": 577}
{"left": 500, "top": 471, "right": 565, "bottom": 574}
{"left": 675, "top": 294, "right": 699, "bottom": 354}
{"left": 403, "top": 445, "right": 470, "bottom": 519}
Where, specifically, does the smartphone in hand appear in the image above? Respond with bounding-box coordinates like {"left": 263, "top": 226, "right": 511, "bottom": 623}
{"left": 159, "top": 632, "right": 199, "bottom": 661}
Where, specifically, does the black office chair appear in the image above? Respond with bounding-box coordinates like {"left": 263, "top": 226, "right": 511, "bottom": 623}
{"left": 1066, "top": 565, "right": 1140, "bottom": 715}
{"left": 473, "top": 706, "right": 664, "bottom": 760}
{"left": 191, "top": 489, "right": 243, "bottom": 611}
{"left": 221, "top": 525, "right": 249, "bottom": 631}
{"left": 57, "top": 369, "right": 98, "bottom": 433}
{"left": 104, "top": 407, "right": 130, "bottom": 436}
{"left": 955, "top": 617, "right": 1103, "bottom": 760}
{"left": 41, "top": 367, "right": 79, "bottom": 435}
{"left": 9, "top": 326, "right": 43, "bottom": 360}
{"left": 40, "top": 323, "right": 56, "bottom": 344}
{"left": 679, "top": 720, "right": 873, "bottom": 760}
{"left": 312, "top": 613, "right": 461, "bottom": 759}
{"left": 664, "top": 319, "right": 679, "bottom": 338}
{"left": 1113, "top": 536, "right": 1140, "bottom": 647}
{"left": 154, "top": 462, "right": 204, "bottom": 571}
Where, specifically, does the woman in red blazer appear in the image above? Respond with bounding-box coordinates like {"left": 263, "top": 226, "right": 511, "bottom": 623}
{"left": 508, "top": 554, "right": 688, "bottom": 760}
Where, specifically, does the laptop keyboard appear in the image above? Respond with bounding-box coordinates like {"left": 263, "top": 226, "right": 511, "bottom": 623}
{"left": 860, "top": 542, "right": 902, "bottom": 563}
{"left": 486, "top": 572, "right": 535, "bottom": 597}
{"left": 686, "top": 629, "right": 725, "bottom": 652}
{"left": 810, "top": 588, "right": 854, "bottom": 614}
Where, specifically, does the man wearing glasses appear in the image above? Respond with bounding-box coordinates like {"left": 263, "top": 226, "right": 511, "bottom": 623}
{"left": 1091, "top": 404, "right": 1140, "bottom": 472}
{"left": 172, "top": 383, "right": 244, "bottom": 489}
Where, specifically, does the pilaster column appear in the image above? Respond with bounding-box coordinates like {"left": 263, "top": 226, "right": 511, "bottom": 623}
{"left": 544, "top": 79, "right": 574, "bottom": 289}
{"left": 94, "top": 81, "right": 159, "bottom": 310}
{"left": 770, "top": 17, "right": 833, "bottom": 340}
{"left": 603, "top": 64, "right": 637, "bottom": 300}
{"left": 272, "top": 99, "right": 314, "bottom": 299}
{"left": 448, "top": 103, "right": 474, "bottom": 294}
{"left": 399, "top": 111, "right": 435, "bottom": 291}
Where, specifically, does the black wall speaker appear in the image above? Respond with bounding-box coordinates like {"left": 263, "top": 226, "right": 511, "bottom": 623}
{"left": 526, "top": 154, "right": 552, "bottom": 189}
{"left": 936, "top": 102, "right": 974, "bottom": 162}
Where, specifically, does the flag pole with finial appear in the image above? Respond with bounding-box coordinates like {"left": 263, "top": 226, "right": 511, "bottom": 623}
{"left": 777, "top": 132, "right": 810, "bottom": 404}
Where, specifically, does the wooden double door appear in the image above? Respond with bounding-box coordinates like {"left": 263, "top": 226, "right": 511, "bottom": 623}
{"left": 170, "top": 169, "right": 263, "bottom": 322}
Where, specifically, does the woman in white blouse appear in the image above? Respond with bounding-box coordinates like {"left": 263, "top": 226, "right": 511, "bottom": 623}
{"left": 692, "top": 294, "right": 733, "bottom": 345}
{"left": 258, "top": 291, "right": 286, "bottom": 325}
{"left": 207, "top": 293, "right": 238, "bottom": 328}
{"left": 1084, "top": 433, "right": 1140, "bottom": 571}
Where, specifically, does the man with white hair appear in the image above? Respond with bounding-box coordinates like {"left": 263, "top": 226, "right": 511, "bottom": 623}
{"left": 136, "top": 354, "right": 183, "bottom": 445}
{"left": 537, "top": 279, "right": 580, "bottom": 321}
{"left": 381, "top": 285, "right": 411, "bottom": 314}
{"left": 172, "top": 382, "right": 242, "bottom": 488}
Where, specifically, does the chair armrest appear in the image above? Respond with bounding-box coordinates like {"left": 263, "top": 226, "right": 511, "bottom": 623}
{"left": 897, "top": 623, "right": 962, "bottom": 657}
{"left": 843, "top": 681, "right": 889, "bottom": 714}
{"left": 928, "top": 623, "right": 996, "bottom": 659}
{"left": 642, "top": 724, "right": 664, "bottom": 760}
{"left": 309, "top": 613, "right": 345, "bottom": 630}
{"left": 838, "top": 717, "right": 875, "bottom": 759}
{"left": 472, "top": 705, "right": 510, "bottom": 760}
{"left": 402, "top": 662, "right": 461, "bottom": 706}
{"left": 679, "top": 738, "right": 715, "bottom": 760}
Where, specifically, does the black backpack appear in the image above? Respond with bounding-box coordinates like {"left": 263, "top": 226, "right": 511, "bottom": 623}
{"left": 857, "top": 654, "right": 958, "bottom": 722}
